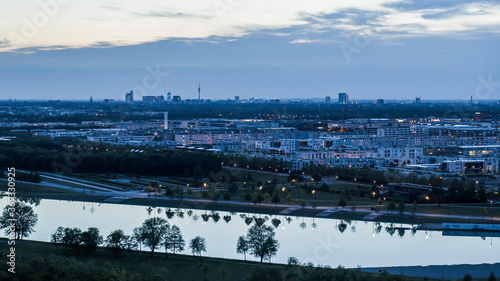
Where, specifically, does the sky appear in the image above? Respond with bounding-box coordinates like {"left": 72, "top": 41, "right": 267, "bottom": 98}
{"left": 0, "top": 0, "right": 499, "bottom": 101}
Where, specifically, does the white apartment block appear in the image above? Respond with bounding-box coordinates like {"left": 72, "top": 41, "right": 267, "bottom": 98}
{"left": 175, "top": 133, "right": 250, "bottom": 145}
{"left": 377, "top": 126, "right": 428, "bottom": 137}
{"left": 87, "top": 135, "right": 154, "bottom": 145}
{"left": 297, "top": 151, "right": 337, "bottom": 160}
{"left": 443, "top": 159, "right": 486, "bottom": 174}
{"left": 375, "top": 147, "right": 423, "bottom": 166}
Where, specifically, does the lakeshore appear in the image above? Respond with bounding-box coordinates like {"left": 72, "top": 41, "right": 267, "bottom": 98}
{"left": 3, "top": 185, "right": 499, "bottom": 227}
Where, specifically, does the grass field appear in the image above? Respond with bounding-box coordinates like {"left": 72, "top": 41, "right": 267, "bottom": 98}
{"left": 0, "top": 239, "right": 450, "bottom": 281}
{"left": 0, "top": 180, "right": 81, "bottom": 196}
{"left": 41, "top": 177, "right": 106, "bottom": 192}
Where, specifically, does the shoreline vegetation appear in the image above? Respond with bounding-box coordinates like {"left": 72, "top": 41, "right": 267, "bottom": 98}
{"left": 1, "top": 182, "right": 499, "bottom": 227}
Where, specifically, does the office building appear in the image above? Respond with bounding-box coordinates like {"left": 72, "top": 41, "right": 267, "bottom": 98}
{"left": 142, "top": 95, "right": 165, "bottom": 103}
{"left": 339, "top": 93, "right": 348, "bottom": 104}
{"left": 164, "top": 112, "right": 169, "bottom": 130}
{"left": 125, "top": 90, "right": 134, "bottom": 103}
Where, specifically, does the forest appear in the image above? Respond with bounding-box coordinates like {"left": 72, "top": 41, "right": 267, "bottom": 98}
{"left": 0, "top": 136, "right": 221, "bottom": 178}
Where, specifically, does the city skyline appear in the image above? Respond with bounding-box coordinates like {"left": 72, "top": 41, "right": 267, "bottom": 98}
{"left": 0, "top": 1, "right": 499, "bottom": 100}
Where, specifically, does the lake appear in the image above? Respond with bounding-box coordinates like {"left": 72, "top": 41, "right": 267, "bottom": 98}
{"left": 1, "top": 198, "right": 498, "bottom": 268}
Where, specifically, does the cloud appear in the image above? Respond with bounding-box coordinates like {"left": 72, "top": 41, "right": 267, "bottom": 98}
{"left": 334, "top": 2, "right": 500, "bottom": 38}
{"left": 132, "top": 10, "right": 213, "bottom": 20}
{"left": 0, "top": 0, "right": 499, "bottom": 52}
{"left": 289, "top": 39, "right": 324, "bottom": 44}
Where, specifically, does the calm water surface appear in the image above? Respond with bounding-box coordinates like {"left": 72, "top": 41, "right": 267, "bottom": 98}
{"left": 1, "top": 198, "right": 498, "bottom": 268}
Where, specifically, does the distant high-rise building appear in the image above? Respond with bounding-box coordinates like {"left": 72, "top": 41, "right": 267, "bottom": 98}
{"left": 235, "top": 96, "right": 240, "bottom": 102}
{"left": 325, "top": 96, "right": 331, "bottom": 103}
{"left": 125, "top": 90, "right": 134, "bottom": 103}
{"left": 164, "top": 112, "right": 169, "bottom": 129}
{"left": 198, "top": 83, "right": 201, "bottom": 101}
{"left": 338, "top": 93, "right": 348, "bottom": 104}
{"left": 167, "top": 92, "right": 172, "bottom": 101}
{"left": 474, "top": 112, "right": 484, "bottom": 122}
{"left": 90, "top": 96, "right": 93, "bottom": 106}
{"left": 172, "top": 95, "right": 181, "bottom": 103}
{"left": 377, "top": 99, "right": 384, "bottom": 105}
{"left": 142, "top": 95, "right": 165, "bottom": 103}
{"left": 415, "top": 97, "right": 421, "bottom": 104}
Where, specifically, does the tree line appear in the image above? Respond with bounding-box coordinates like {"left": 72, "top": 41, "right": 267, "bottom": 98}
{"left": 8, "top": 100, "right": 500, "bottom": 122}
{"left": 50, "top": 218, "right": 280, "bottom": 264}
{"left": 0, "top": 137, "right": 221, "bottom": 177}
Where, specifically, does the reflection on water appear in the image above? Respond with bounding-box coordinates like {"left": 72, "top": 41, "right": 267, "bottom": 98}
{"left": 1, "top": 198, "right": 499, "bottom": 268}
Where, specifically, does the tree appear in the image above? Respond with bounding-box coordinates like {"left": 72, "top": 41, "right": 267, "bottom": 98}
{"left": 0, "top": 201, "right": 38, "bottom": 240}
{"left": 244, "top": 193, "right": 253, "bottom": 204}
{"left": 488, "top": 272, "right": 497, "bottom": 281}
{"left": 123, "top": 235, "right": 138, "bottom": 258}
{"left": 141, "top": 217, "right": 169, "bottom": 254}
{"left": 320, "top": 183, "right": 330, "bottom": 192}
{"left": 165, "top": 225, "right": 185, "bottom": 255}
{"left": 339, "top": 188, "right": 347, "bottom": 200}
{"left": 412, "top": 200, "right": 418, "bottom": 215}
{"left": 463, "top": 274, "right": 472, "bottom": 281}
{"left": 397, "top": 202, "right": 406, "bottom": 215}
{"left": 386, "top": 202, "right": 397, "bottom": 213}
{"left": 80, "top": 227, "right": 103, "bottom": 254}
{"left": 338, "top": 198, "right": 347, "bottom": 211}
{"left": 271, "top": 193, "right": 281, "bottom": 206}
{"left": 62, "top": 227, "right": 82, "bottom": 252}
{"left": 166, "top": 188, "right": 174, "bottom": 199}
{"left": 377, "top": 197, "right": 383, "bottom": 205}
{"left": 193, "top": 164, "right": 204, "bottom": 180}
{"left": 482, "top": 207, "right": 488, "bottom": 219}
{"left": 246, "top": 224, "right": 280, "bottom": 262}
{"left": 51, "top": 226, "right": 65, "bottom": 253}
{"left": 287, "top": 257, "right": 300, "bottom": 265}
{"left": 105, "top": 229, "right": 127, "bottom": 256}
{"left": 189, "top": 236, "right": 207, "bottom": 262}
{"left": 236, "top": 235, "right": 249, "bottom": 260}
{"left": 254, "top": 193, "right": 265, "bottom": 205}
{"left": 133, "top": 227, "right": 145, "bottom": 252}
{"left": 223, "top": 192, "right": 231, "bottom": 203}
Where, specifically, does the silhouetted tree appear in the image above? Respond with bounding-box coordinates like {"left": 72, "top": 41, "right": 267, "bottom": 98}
{"left": 236, "top": 235, "right": 249, "bottom": 260}
{"left": 246, "top": 223, "right": 279, "bottom": 262}
{"left": 141, "top": 217, "right": 169, "bottom": 254}
{"left": 0, "top": 201, "right": 38, "bottom": 240}
{"left": 165, "top": 225, "right": 185, "bottom": 255}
